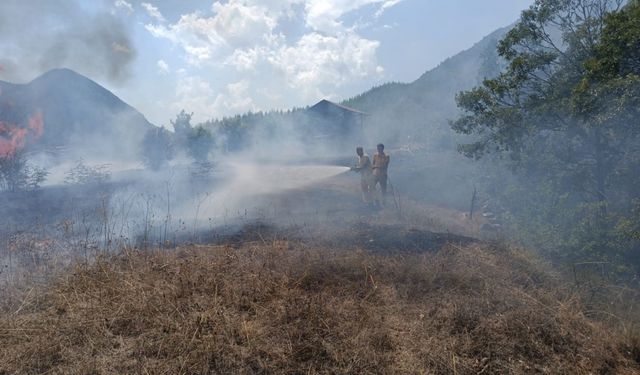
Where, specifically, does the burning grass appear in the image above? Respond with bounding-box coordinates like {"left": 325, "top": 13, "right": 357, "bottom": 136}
{"left": 1, "top": 237, "right": 639, "bottom": 374}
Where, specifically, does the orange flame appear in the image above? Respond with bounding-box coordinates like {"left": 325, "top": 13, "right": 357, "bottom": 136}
{"left": 28, "top": 111, "right": 44, "bottom": 138}
{"left": 0, "top": 110, "right": 44, "bottom": 158}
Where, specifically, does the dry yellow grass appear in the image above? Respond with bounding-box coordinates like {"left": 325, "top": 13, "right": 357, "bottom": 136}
{"left": 1, "top": 237, "right": 638, "bottom": 374}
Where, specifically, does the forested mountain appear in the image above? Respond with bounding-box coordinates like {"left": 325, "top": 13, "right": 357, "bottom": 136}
{"left": 0, "top": 68, "right": 154, "bottom": 159}
{"left": 342, "top": 27, "right": 509, "bottom": 147}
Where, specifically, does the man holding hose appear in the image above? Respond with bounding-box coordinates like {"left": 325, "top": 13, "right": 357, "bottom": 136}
{"left": 351, "top": 146, "right": 374, "bottom": 204}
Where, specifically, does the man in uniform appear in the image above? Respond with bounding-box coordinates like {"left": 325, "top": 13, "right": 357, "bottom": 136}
{"left": 372, "top": 143, "right": 390, "bottom": 203}
{"left": 351, "top": 146, "right": 373, "bottom": 204}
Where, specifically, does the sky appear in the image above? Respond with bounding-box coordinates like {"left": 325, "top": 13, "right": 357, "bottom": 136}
{"left": 0, "top": 0, "right": 533, "bottom": 126}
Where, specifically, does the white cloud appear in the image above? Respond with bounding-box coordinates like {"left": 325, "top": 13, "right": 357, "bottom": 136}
{"left": 148, "top": 0, "right": 398, "bottom": 119}
{"left": 225, "top": 46, "right": 264, "bottom": 71}
{"left": 375, "top": 0, "right": 403, "bottom": 18}
{"left": 173, "top": 75, "right": 255, "bottom": 122}
{"left": 210, "top": 0, "right": 278, "bottom": 46}
{"left": 145, "top": 0, "right": 402, "bottom": 64}
{"left": 213, "top": 80, "right": 255, "bottom": 114}
{"left": 269, "top": 31, "right": 383, "bottom": 89}
{"left": 146, "top": 12, "right": 225, "bottom": 65}
{"left": 145, "top": 0, "right": 288, "bottom": 65}
{"left": 304, "top": 0, "right": 404, "bottom": 34}
{"left": 142, "top": 2, "right": 166, "bottom": 22}
{"left": 257, "top": 87, "right": 283, "bottom": 101}
{"left": 223, "top": 32, "right": 284, "bottom": 71}
{"left": 173, "top": 75, "right": 216, "bottom": 120}
{"left": 157, "top": 59, "right": 169, "bottom": 75}
{"left": 114, "top": 0, "right": 133, "bottom": 14}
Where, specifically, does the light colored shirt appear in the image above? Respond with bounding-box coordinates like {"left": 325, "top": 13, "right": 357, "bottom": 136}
{"left": 357, "top": 154, "right": 373, "bottom": 179}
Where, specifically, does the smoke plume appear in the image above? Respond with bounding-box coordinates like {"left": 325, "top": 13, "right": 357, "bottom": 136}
{"left": 0, "top": 0, "right": 135, "bottom": 84}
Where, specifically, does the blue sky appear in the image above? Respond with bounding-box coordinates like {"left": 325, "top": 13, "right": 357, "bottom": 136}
{"left": 0, "top": 0, "right": 533, "bottom": 126}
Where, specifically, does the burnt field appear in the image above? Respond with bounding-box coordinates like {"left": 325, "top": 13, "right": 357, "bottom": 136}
{"left": 1, "top": 171, "right": 639, "bottom": 374}
{"left": 1, "top": 228, "right": 639, "bottom": 374}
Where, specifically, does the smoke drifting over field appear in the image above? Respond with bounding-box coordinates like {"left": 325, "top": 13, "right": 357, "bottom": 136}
{"left": 171, "top": 161, "right": 351, "bottom": 222}
{"left": 1, "top": 0, "right": 638, "bottom": 280}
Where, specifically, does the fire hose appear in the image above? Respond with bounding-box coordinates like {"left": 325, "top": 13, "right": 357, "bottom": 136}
{"left": 349, "top": 166, "right": 401, "bottom": 215}
{"left": 387, "top": 176, "right": 402, "bottom": 216}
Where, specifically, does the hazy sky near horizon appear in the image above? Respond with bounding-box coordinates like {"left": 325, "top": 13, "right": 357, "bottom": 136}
{"left": 0, "top": 0, "right": 532, "bottom": 126}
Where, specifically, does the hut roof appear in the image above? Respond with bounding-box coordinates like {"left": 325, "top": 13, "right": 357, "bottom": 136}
{"left": 308, "top": 99, "right": 368, "bottom": 115}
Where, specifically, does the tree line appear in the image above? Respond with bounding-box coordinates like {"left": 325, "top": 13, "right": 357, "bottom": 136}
{"left": 452, "top": 0, "right": 640, "bottom": 273}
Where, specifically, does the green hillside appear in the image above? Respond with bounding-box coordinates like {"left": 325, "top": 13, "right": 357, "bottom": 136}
{"left": 343, "top": 27, "right": 509, "bottom": 148}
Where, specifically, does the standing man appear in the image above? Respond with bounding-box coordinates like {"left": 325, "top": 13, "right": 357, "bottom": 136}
{"left": 352, "top": 146, "right": 373, "bottom": 204}
{"left": 372, "top": 143, "right": 390, "bottom": 203}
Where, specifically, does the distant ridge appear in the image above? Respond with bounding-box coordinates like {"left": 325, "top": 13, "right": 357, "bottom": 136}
{"left": 342, "top": 26, "right": 510, "bottom": 146}
{"left": 0, "top": 68, "right": 154, "bottom": 160}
